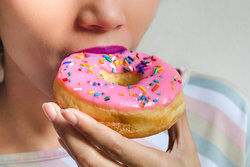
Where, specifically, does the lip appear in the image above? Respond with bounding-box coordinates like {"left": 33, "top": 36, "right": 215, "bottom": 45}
{"left": 73, "top": 45, "right": 127, "bottom": 55}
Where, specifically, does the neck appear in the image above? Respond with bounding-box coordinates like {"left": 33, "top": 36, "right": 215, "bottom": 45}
{"left": 0, "top": 53, "right": 60, "bottom": 154}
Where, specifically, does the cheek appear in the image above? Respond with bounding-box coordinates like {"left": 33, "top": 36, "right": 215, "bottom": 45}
{"left": 0, "top": 0, "right": 76, "bottom": 52}
{"left": 0, "top": 0, "right": 77, "bottom": 95}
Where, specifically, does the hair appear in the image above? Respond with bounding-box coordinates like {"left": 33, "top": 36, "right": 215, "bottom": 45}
{"left": 0, "top": 38, "right": 4, "bottom": 84}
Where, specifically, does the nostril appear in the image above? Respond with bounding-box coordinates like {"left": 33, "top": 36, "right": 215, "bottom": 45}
{"left": 87, "top": 25, "right": 104, "bottom": 30}
{"left": 89, "top": 25, "right": 102, "bottom": 29}
{"left": 115, "top": 25, "right": 123, "bottom": 29}
{"left": 86, "top": 24, "right": 122, "bottom": 32}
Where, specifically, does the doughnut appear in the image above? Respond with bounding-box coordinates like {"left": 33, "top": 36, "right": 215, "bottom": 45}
{"left": 52, "top": 46, "right": 186, "bottom": 138}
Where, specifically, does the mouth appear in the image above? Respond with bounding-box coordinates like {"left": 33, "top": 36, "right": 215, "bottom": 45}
{"left": 59, "top": 45, "right": 127, "bottom": 62}
{"left": 73, "top": 45, "right": 127, "bottom": 54}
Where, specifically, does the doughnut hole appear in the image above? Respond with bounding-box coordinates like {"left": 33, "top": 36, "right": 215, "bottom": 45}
{"left": 99, "top": 69, "right": 143, "bottom": 86}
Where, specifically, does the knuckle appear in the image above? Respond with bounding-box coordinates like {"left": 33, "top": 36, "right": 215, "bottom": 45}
{"left": 107, "top": 136, "right": 125, "bottom": 157}
{"left": 78, "top": 154, "right": 98, "bottom": 167}
{"left": 152, "top": 150, "right": 169, "bottom": 167}
{"left": 58, "top": 126, "right": 72, "bottom": 139}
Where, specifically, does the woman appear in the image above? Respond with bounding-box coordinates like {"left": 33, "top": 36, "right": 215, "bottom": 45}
{"left": 0, "top": 0, "right": 249, "bottom": 166}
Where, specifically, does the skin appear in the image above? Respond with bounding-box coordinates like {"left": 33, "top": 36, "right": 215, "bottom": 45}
{"left": 0, "top": 0, "right": 201, "bottom": 166}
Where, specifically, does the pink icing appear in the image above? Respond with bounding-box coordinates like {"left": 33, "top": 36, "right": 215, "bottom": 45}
{"left": 56, "top": 48, "right": 182, "bottom": 111}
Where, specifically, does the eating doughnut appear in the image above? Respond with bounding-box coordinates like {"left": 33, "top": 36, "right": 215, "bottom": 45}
{"left": 52, "top": 46, "right": 186, "bottom": 138}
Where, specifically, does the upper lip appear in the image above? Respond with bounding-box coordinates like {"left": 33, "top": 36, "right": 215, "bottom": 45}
{"left": 72, "top": 45, "right": 127, "bottom": 54}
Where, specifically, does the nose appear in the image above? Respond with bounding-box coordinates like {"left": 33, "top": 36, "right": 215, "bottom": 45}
{"left": 77, "top": 0, "right": 126, "bottom": 32}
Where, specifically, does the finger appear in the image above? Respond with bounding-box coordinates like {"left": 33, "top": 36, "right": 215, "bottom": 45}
{"left": 58, "top": 137, "right": 74, "bottom": 157}
{"left": 61, "top": 108, "right": 165, "bottom": 167}
{"left": 43, "top": 102, "right": 121, "bottom": 167}
{"left": 59, "top": 125, "right": 122, "bottom": 167}
{"left": 167, "top": 110, "right": 197, "bottom": 152}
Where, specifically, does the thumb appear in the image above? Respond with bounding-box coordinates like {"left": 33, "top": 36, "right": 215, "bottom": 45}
{"left": 167, "top": 110, "right": 197, "bottom": 152}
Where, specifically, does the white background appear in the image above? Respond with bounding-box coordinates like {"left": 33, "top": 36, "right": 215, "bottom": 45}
{"left": 138, "top": 0, "right": 250, "bottom": 101}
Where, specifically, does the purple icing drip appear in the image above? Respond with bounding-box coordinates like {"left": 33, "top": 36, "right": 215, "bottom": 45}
{"left": 77, "top": 45, "right": 127, "bottom": 54}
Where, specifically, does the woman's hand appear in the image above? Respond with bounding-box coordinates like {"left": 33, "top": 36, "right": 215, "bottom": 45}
{"left": 42, "top": 102, "right": 201, "bottom": 167}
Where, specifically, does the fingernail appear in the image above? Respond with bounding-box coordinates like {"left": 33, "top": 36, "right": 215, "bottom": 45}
{"left": 42, "top": 103, "right": 57, "bottom": 121}
{"left": 60, "top": 109, "right": 78, "bottom": 125}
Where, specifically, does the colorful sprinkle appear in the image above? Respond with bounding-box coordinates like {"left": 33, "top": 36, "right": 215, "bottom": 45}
{"left": 76, "top": 55, "right": 83, "bottom": 59}
{"left": 153, "top": 99, "right": 158, "bottom": 102}
{"left": 141, "top": 95, "right": 146, "bottom": 100}
{"left": 125, "top": 57, "right": 132, "bottom": 64}
{"left": 104, "top": 96, "right": 110, "bottom": 101}
{"left": 123, "top": 67, "right": 129, "bottom": 72}
{"left": 140, "top": 67, "right": 144, "bottom": 74}
{"left": 88, "top": 69, "right": 95, "bottom": 74}
{"left": 158, "top": 67, "right": 163, "bottom": 72}
{"left": 152, "top": 84, "right": 160, "bottom": 92}
{"left": 136, "top": 53, "right": 140, "bottom": 59}
{"left": 119, "top": 93, "right": 124, "bottom": 96}
{"left": 63, "top": 61, "right": 72, "bottom": 64}
{"left": 114, "top": 60, "right": 119, "bottom": 66}
{"left": 121, "top": 50, "right": 126, "bottom": 54}
{"left": 88, "top": 91, "right": 95, "bottom": 95}
{"left": 151, "top": 57, "right": 157, "bottom": 61}
{"left": 62, "top": 78, "right": 68, "bottom": 81}
{"left": 68, "top": 72, "right": 71, "bottom": 76}
{"left": 128, "top": 66, "right": 133, "bottom": 71}
{"left": 153, "top": 79, "right": 159, "bottom": 83}
{"left": 139, "top": 86, "right": 146, "bottom": 92}
{"left": 94, "top": 93, "right": 100, "bottom": 96}
{"left": 103, "top": 55, "right": 112, "bottom": 62}
{"left": 124, "top": 60, "right": 129, "bottom": 66}
{"left": 128, "top": 56, "right": 134, "bottom": 62}
{"left": 153, "top": 68, "right": 158, "bottom": 75}
{"left": 73, "top": 88, "right": 82, "bottom": 91}
{"left": 99, "top": 59, "right": 105, "bottom": 64}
